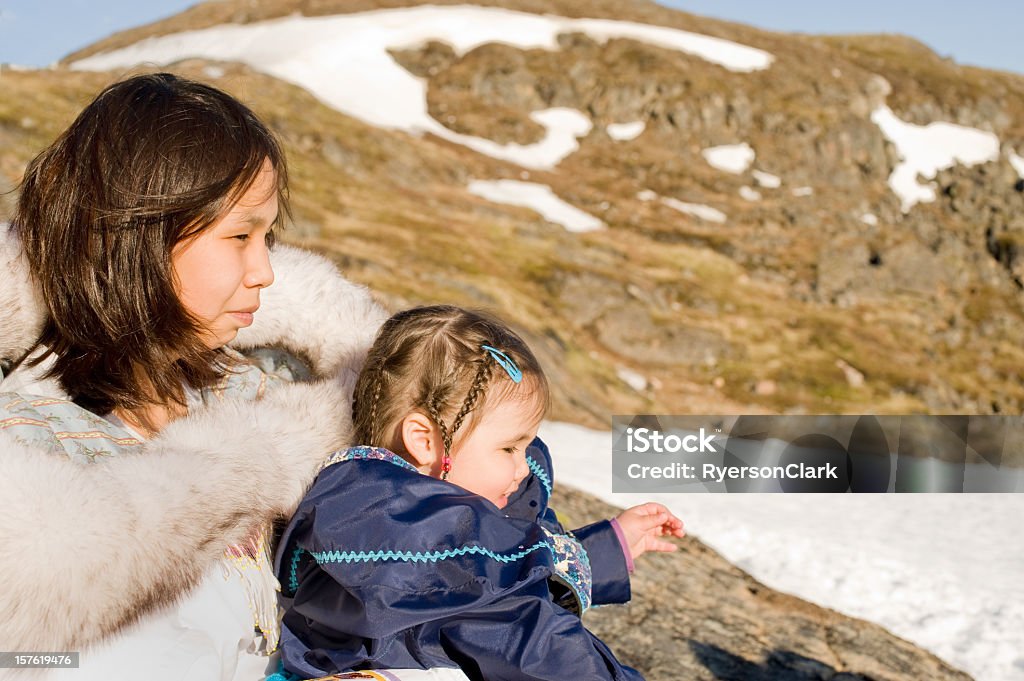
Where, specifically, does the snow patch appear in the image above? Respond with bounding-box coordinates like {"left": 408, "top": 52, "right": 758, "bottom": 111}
{"left": 70, "top": 7, "right": 772, "bottom": 168}
{"left": 791, "top": 186, "right": 813, "bottom": 197}
{"left": 861, "top": 212, "right": 879, "bottom": 226}
{"left": 538, "top": 420, "right": 1024, "bottom": 681}
{"left": 739, "top": 186, "right": 762, "bottom": 201}
{"left": 571, "top": 16, "right": 773, "bottom": 72}
{"left": 467, "top": 179, "right": 603, "bottom": 232}
{"left": 455, "top": 108, "right": 592, "bottom": 170}
{"left": 662, "top": 197, "right": 727, "bottom": 223}
{"left": 636, "top": 189, "right": 658, "bottom": 202}
{"left": 752, "top": 169, "right": 781, "bottom": 188}
{"left": 1009, "top": 150, "right": 1024, "bottom": 178}
{"left": 606, "top": 121, "right": 646, "bottom": 141}
{"left": 703, "top": 142, "right": 755, "bottom": 174}
{"left": 616, "top": 367, "right": 648, "bottom": 392}
{"left": 870, "top": 106, "right": 1000, "bottom": 212}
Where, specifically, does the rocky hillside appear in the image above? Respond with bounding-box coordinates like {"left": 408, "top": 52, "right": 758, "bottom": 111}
{"left": 3, "top": 0, "right": 1023, "bottom": 427}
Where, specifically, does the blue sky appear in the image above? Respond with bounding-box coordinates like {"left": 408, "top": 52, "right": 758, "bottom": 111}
{"left": 0, "top": 0, "right": 197, "bottom": 66}
{"left": 660, "top": 1, "right": 1020, "bottom": 74}
{"left": 0, "top": 0, "right": 1019, "bottom": 74}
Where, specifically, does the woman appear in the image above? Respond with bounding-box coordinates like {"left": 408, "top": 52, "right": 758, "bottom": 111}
{"left": 0, "top": 73, "right": 389, "bottom": 679}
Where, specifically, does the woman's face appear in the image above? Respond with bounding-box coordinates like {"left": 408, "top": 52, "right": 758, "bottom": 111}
{"left": 172, "top": 160, "right": 278, "bottom": 349}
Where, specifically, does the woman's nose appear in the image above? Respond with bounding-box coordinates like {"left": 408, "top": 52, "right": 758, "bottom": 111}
{"left": 244, "top": 240, "right": 275, "bottom": 289}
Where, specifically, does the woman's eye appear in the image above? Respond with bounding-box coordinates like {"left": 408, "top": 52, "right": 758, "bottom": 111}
{"left": 503, "top": 447, "right": 517, "bottom": 454}
{"left": 232, "top": 234, "right": 250, "bottom": 242}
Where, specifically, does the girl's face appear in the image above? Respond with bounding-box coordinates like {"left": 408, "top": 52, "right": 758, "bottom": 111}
{"left": 172, "top": 160, "right": 278, "bottom": 349}
{"left": 444, "top": 394, "right": 542, "bottom": 509}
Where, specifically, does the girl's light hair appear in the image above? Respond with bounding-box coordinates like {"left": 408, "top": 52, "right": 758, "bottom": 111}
{"left": 352, "top": 305, "right": 550, "bottom": 457}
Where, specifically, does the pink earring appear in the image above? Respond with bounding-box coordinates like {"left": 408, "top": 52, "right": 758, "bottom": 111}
{"left": 441, "top": 454, "right": 451, "bottom": 480}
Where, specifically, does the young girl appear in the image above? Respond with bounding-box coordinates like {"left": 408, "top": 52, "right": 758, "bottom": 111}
{"left": 275, "top": 305, "right": 685, "bottom": 680}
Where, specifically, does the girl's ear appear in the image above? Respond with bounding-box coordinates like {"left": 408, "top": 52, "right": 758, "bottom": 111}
{"left": 400, "top": 411, "right": 443, "bottom": 475}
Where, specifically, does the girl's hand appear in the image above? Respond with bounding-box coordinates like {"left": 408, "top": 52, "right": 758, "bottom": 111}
{"left": 615, "top": 502, "right": 685, "bottom": 561}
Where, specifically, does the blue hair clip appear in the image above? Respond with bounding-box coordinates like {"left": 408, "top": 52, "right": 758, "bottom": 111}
{"left": 482, "top": 345, "right": 523, "bottom": 384}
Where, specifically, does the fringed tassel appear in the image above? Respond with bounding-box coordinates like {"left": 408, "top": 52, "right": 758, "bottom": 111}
{"left": 222, "top": 525, "right": 283, "bottom": 653}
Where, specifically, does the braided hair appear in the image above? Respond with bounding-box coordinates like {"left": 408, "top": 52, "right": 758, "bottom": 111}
{"left": 351, "top": 306, "right": 549, "bottom": 469}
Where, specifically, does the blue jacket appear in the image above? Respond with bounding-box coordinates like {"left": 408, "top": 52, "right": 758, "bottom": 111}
{"left": 275, "top": 439, "right": 641, "bottom": 680}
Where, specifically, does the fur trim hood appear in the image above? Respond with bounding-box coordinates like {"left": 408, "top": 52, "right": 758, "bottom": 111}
{"left": 0, "top": 223, "right": 45, "bottom": 365}
{"left": 0, "top": 224, "right": 388, "bottom": 651}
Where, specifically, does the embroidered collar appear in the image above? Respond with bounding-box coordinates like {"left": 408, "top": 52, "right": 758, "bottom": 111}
{"left": 320, "top": 445, "right": 420, "bottom": 474}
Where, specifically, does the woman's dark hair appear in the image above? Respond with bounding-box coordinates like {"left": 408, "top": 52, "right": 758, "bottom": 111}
{"left": 12, "top": 72, "right": 290, "bottom": 423}
{"left": 352, "top": 305, "right": 550, "bottom": 459}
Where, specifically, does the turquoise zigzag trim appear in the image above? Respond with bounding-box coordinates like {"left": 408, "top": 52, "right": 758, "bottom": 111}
{"left": 526, "top": 455, "right": 552, "bottom": 497}
{"left": 288, "top": 545, "right": 305, "bottom": 593}
{"left": 313, "top": 541, "right": 553, "bottom": 565}
{"left": 289, "top": 541, "right": 554, "bottom": 592}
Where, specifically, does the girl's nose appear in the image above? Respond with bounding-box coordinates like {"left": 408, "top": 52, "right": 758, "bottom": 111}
{"left": 514, "top": 452, "right": 530, "bottom": 484}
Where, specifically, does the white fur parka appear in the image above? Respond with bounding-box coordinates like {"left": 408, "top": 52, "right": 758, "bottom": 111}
{"left": 0, "top": 224, "right": 388, "bottom": 664}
